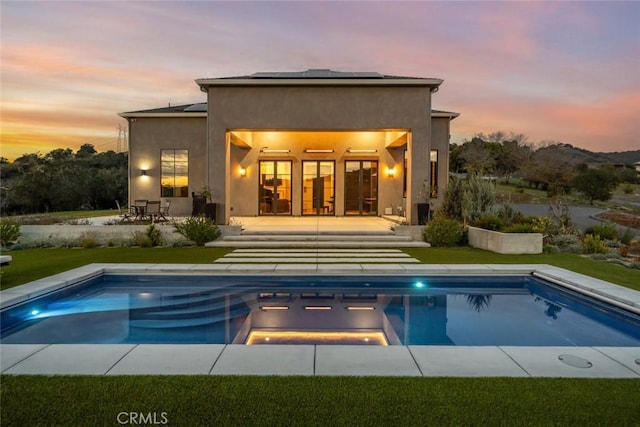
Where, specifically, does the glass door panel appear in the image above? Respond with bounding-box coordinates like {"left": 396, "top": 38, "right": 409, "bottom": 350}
{"left": 302, "top": 161, "right": 335, "bottom": 215}
{"left": 344, "top": 160, "right": 378, "bottom": 215}
{"left": 259, "top": 161, "right": 292, "bottom": 215}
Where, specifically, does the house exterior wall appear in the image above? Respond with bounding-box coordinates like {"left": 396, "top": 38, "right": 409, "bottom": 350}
{"left": 430, "top": 117, "right": 452, "bottom": 211}
{"left": 207, "top": 85, "right": 432, "bottom": 224}
{"left": 128, "top": 117, "right": 207, "bottom": 216}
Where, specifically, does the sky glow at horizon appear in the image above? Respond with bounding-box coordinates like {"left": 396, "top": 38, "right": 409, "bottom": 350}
{"left": 1, "top": 1, "right": 638, "bottom": 161}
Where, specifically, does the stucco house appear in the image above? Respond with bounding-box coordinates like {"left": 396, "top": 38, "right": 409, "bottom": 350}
{"left": 119, "top": 69, "right": 458, "bottom": 225}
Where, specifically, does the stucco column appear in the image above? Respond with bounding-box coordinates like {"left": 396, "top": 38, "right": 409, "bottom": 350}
{"left": 409, "top": 125, "right": 431, "bottom": 224}
{"left": 209, "top": 122, "right": 228, "bottom": 224}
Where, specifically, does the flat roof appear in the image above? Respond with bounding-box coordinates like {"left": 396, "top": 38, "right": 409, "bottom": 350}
{"left": 196, "top": 69, "right": 443, "bottom": 89}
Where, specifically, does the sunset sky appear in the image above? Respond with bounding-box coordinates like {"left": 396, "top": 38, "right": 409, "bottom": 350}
{"left": 1, "top": 1, "right": 639, "bottom": 161}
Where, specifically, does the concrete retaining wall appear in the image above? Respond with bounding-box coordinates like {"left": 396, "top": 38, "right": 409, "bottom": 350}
{"left": 468, "top": 226, "right": 542, "bottom": 254}
{"left": 18, "top": 224, "right": 240, "bottom": 244}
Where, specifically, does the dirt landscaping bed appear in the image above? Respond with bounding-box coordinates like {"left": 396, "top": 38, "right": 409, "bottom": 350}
{"left": 597, "top": 211, "right": 640, "bottom": 229}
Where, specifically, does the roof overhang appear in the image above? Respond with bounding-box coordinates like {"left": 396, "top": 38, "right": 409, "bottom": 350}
{"left": 431, "top": 111, "right": 460, "bottom": 120}
{"left": 118, "top": 112, "right": 207, "bottom": 119}
{"left": 195, "top": 77, "right": 443, "bottom": 92}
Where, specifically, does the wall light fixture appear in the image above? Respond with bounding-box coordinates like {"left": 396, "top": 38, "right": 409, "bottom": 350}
{"left": 261, "top": 147, "right": 290, "bottom": 153}
{"left": 347, "top": 148, "right": 377, "bottom": 153}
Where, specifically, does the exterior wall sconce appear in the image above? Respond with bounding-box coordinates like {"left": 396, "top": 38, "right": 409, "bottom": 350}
{"left": 239, "top": 167, "right": 247, "bottom": 177}
{"left": 261, "top": 147, "right": 290, "bottom": 153}
{"left": 387, "top": 167, "right": 396, "bottom": 178}
{"left": 347, "top": 148, "right": 377, "bottom": 153}
{"left": 140, "top": 169, "right": 148, "bottom": 176}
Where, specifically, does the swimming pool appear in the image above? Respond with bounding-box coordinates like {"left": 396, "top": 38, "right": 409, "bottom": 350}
{"left": 3, "top": 273, "right": 639, "bottom": 346}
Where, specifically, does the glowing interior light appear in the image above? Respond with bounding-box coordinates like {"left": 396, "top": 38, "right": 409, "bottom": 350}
{"left": 415, "top": 282, "right": 425, "bottom": 288}
{"left": 260, "top": 306, "right": 289, "bottom": 311}
{"left": 265, "top": 337, "right": 270, "bottom": 342}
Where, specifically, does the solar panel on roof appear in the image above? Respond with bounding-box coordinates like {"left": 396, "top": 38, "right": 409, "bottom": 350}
{"left": 184, "top": 103, "right": 208, "bottom": 112}
{"left": 249, "top": 69, "right": 384, "bottom": 79}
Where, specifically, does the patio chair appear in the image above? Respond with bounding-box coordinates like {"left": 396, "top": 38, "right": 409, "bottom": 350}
{"left": 115, "top": 200, "right": 133, "bottom": 222}
{"left": 145, "top": 200, "right": 161, "bottom": 222}
{"left": 157, "top": 200, "right": 171, "bottom": 222}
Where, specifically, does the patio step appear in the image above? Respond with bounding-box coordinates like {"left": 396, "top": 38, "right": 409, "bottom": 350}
{"left": 206, "top": 237, "right": 430, "bottom": 248}
{"left": 212, "top": 248, "right": 422, "bottom": 263}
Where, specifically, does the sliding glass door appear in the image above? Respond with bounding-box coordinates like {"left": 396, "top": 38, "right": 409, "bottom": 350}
{"left": 344, "top": 160, "right": 378, "bottom": 215}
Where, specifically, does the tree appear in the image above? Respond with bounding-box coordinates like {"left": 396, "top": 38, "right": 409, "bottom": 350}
{"left": 76, "top": 143, "right": 97, "bottom": 158}
{"left": 459, "top": 137, "right": 495, "bottom": 175}
{"left": 573, "top": 166, "right": 619, "bottom": 205}
{"left": 1, "top": 147, "right": 127, "bottom": 215}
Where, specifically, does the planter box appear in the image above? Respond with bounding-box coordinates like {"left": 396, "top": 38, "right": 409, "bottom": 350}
{"left": 468, "top": 226, "right": 543, "bottom": 254}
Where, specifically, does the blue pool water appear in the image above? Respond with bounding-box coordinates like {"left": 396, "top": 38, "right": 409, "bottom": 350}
{"left": 2, "top": 275, "right": 639, "bottom": 346}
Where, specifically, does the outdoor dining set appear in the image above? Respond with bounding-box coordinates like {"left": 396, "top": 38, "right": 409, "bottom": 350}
{"left": 117, "top": 200, "right": 171, "bottom": 223}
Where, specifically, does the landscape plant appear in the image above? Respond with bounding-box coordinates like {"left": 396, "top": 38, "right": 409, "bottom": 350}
{"left": 582, "top": 234, "right": 609, "bottom": 254}
{"left": 80, "top": 232, "right": 99, "bottom": 249}
{"left": 174, "top": 216, "right": 220, "bottom": 246}
{"left": 423, "top": 216, "right": 465, "bottom": 247}
{"left": 584, "top": 223, "right": 618, "bottom": 241}
{"left": 0, "top": 219, "right": 21, "bottom": 247}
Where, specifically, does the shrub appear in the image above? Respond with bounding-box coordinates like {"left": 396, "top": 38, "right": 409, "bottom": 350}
{"left": 475, "top": 214, "right": 503, "bottom": 231}
{"left": 584, "top": 223, "right": 618, "bottom": 241}
{"left": 621, "top": 183, "right": 634, "bottom": 194}
{"left": 582, "top": 234, "right": 609, "bottom": 254}
{"left": 0, "top": 219, "right": 21, "bottom": 247}
{"left": 174, "top": 216, "right": 220, "bottom": 246}
{"left": 423, "top": 217, "right": 464, "bottom": 247}
{"left": 620, "top": 228, "right": 635, "bottom": 245}
{"left": 522, "top": 216, "right": 552, "bottom": 234}
{"left": 80, "top": 233, "right": 99, "bottom": 249}
{"left": 496, "top": 203, "right": 524, "bottom": 225}
{"left": 503, "top": 223, "right": 538, "bottom": 233}
{"left": 132, "top": 232, "right": 153, "bottom": 248}
{"left": 548, "top": 233, "right": 580, "bottom": 248}
{"left": 145, "top": 224, "right": 163, "bottom": 247}
{"left": 543, "top": 244, "right": 560, "bottom": 254}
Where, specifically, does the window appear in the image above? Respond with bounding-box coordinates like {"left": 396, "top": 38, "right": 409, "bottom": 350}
{"left": 161, "top": 149, "right": 188, "bottom": 197}
{"left": 430, "top": 150, "right": 438, "bottom": 198}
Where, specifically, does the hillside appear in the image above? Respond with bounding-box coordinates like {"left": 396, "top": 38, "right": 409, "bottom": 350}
{"left": 534, "top": 144, "right": 640, "bottom": 165}
{"left": 598, "top": 150, "right": 640, "bottom": 164}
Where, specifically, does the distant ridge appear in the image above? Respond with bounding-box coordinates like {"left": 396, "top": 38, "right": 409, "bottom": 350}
{"left": 534, "top": 144, "right": 640, "bottom": 165}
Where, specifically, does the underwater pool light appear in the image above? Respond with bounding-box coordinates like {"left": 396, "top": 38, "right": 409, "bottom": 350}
{"left": 30, "top": 309, "right": 40, "bottom": 316}
{"left": 415, "top": 282, "right": 425, "bottom": 289}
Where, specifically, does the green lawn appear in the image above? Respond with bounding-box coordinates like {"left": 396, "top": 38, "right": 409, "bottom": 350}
{"left": 6, "top": 209, "right": 118, "bottom": 224}
{"left": 0, "top": 247, "right": 232, "bottom": 290}
{"left": 2, "top": 246, "right": 638, "bottom": 291}
{"left": 2, "top": 376, "right": 639, "bottom": 426}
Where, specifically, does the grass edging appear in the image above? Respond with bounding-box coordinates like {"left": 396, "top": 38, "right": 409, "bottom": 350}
{"left": 2, "top": 376, "right": 639, "bottom": 426}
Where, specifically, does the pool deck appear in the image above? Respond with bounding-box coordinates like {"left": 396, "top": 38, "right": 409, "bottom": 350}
{"left": 1, "top": 263, "right": 639, "bottom": 378}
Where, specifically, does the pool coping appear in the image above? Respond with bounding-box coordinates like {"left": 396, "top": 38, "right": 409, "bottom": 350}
{"left": 1, "top": 263, "right": 639, "bottom": 377}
